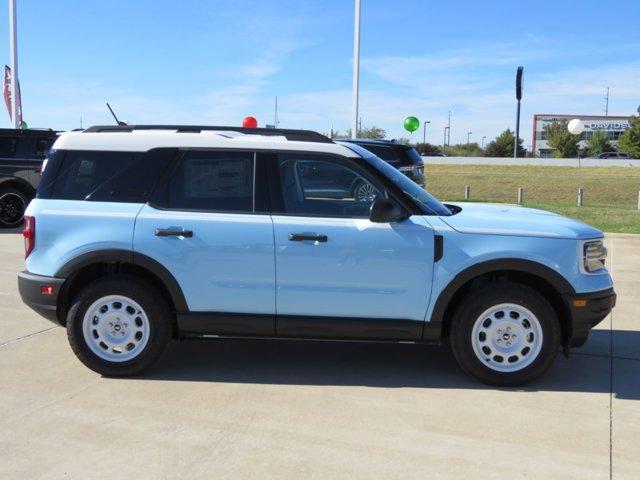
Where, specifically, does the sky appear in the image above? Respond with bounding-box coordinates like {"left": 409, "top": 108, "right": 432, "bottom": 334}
{"left": 1, "top": 0, "right": 639, "bottom": 148}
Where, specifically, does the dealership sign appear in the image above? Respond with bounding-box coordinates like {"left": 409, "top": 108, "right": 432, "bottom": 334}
{"left": 535, "top": 115, "right": 630, "bottom": 133}
{"left": 581, "top": 121, "right": 629, "bottom": 131}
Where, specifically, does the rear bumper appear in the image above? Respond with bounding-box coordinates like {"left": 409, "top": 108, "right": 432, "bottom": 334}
{"left": 565, "top": 287, "right": 616, "bottom": 347}
{"left": 17, "top": 270, "right": 65, "bottom": 325}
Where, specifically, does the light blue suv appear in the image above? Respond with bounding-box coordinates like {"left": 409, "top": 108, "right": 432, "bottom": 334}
{"left": 17, "top": 125, "right": 616, "bottom": 385}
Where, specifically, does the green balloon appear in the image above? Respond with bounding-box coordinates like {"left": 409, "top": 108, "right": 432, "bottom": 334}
{"left": 404, "top": 116, "right": 420, "bottom": 133}
{"left": 20, "top": 120, "right": 28, "bottom": 129}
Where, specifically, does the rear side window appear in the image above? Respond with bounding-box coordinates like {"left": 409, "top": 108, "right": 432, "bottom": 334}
{"left": 159, "top": 150, "right": 254, "bottom": 212}
{"left": 48, "top": 150, "right": 174, "bottom": 202}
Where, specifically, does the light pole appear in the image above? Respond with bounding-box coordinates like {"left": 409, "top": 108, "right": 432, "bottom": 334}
{"left": 481, "top": 136, "right": 486, "bottom": 149}
{"left": 422, "top": 120, "right": 430, "bottom": 144}
{"left": 443, "top": 126, "right": 449, "bottom": 153}
{"left": 351, "top": 0, "right": 361, "bottom": 139}
{"left": 514, "top": 66, "right": 524, "bottom": 158}
{"left": 467, "top": 131, "right": 473, "bottom": 146}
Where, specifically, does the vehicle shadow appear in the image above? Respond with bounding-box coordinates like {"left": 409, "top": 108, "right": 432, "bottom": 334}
{"left": 139, "top": 329, "right": 640, "bottom": 400}
{"left": 0, "top": 227, "right": 23, "bottom": 234}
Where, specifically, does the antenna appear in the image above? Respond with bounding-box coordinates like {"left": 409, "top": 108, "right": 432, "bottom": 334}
{"left": 274, "top": 96, "right": 279, "bottom": 128}
{"left": 603, "top": 87, "right": 610, "bottom": 116}
{"left": 106, "top": 102, "right": 126, "bottom": 125}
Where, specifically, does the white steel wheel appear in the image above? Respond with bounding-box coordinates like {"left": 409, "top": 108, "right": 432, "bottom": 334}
{"left": 471, "top": 303, "right": 544, "bottom": 373}
{"left": 82, "top": 295, "right": 150, "bottom": 363}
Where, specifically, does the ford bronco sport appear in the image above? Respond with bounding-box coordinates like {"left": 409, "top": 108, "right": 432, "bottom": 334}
{"left": 18, "top": 125, "right": 616, "bottom": 385}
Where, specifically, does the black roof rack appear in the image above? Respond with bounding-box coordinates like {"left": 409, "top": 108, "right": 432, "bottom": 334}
{"left": 0, "top": 128, "right": 58, "bottom": 137}
{"left": 83, "top": 125, "right": 334, "bottom": 144}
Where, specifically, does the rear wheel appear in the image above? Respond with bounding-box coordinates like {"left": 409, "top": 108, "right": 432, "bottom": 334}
{"left": 0, "top": 187, "right": 28, "bottom": 228}
{"left": 450, "top": 283, "right": 560, "bottom": 386}
{"left": 66, "top": 275, "right": 172, "bottom": 376}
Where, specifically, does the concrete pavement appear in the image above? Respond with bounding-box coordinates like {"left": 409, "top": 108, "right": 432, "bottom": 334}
{"left": 0, "top": 231, "right": 638, "bottom": 479}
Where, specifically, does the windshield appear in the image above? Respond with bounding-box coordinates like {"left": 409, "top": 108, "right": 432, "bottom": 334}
{"left": 339, "top": 142, "right": 451, "bottom": 216}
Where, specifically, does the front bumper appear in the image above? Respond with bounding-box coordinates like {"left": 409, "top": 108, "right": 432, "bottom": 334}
{"left": 565, "top": 287, "right": 616, "bottom": 347}
{"left": 17, "top": 271, "right": 65, "bottom": 325}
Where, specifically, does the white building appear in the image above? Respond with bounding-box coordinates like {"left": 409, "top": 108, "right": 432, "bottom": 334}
{"left": 532, "top": 114, "right": 631, "bottom": 157}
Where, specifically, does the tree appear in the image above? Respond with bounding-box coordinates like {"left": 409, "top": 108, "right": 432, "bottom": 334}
{"left": 617, "top": 115, "right": 640, "bottom": 158}
{"left": 585, "top": 129, "right": 612, "bottom": 157}
{"left": 414, "top": 142, "right": 442, "bottom": 155}
{"left": 446, "top": 142, "right": 483, "bottom": 157}
{"left": 329, "top": 126, "right": 386, "bottom": 140}
{"left": 544, "top": 121, "right": 580, "bottom": 158}
{"left": 484, "top": 129, "right": 524, "bottom": 157}
{"left": 359, "top": 126, "right": 386, "bottom": 139}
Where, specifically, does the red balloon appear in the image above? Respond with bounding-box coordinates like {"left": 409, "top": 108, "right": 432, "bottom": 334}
{"left": 242, "top": 116, "right": 258, "bottom": 128}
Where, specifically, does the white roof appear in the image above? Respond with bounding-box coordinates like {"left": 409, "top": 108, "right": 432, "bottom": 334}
{"left": 52, "top": 130, "right": 360, "bottom": 157}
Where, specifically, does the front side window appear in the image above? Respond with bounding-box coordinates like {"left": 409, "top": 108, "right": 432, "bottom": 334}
{"left": 278, "top": 154, "right": 383, "bottom": 218}
{"left": 164, "top": 150, "right": 254, "bottom": 212}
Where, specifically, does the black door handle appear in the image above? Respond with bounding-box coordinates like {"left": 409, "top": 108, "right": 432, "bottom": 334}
{"left": 288, "top": 233, "right": 328, "bottom": 243}
{"left": 155, "top": 228, "right": 193, "bottom": 238}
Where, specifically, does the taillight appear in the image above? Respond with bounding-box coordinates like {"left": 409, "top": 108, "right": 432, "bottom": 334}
{"left": 23, "top": 216, "right": 35, "bottom": 258}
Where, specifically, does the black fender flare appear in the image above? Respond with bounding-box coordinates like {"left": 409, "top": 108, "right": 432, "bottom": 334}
{"left": 427, "top": 258, "right": 575, "bottom": 332}
{"left": 55, "top": 248, "right": 188, "bottom": 312}
{"left": 0, "top": 176, "right": 36, "bottom": 197}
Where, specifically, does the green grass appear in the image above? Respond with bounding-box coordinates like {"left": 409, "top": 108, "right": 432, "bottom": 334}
{"left": 424, "top": 164, "right": 640, "bottom": 233}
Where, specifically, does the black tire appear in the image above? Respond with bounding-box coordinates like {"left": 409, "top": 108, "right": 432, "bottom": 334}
{"left": 66, "top": 275, "right": 172, "bottom": 376}
{"left": 449, "top": 283, "right": 561, "bottom": 386}
{"left": 0, "top": 187, "right": 29, "bottom": 228}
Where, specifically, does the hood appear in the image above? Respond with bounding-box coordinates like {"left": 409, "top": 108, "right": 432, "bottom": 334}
{"left": 440, "top": 203, "right": 602, "bottom": 240}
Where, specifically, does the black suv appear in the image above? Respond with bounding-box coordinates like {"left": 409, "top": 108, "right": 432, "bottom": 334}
{"left": 341, "top": 139, "right": 425, "bottom": 187}
{"left": 0, "top": 128, "right": 57, "bottom": 228}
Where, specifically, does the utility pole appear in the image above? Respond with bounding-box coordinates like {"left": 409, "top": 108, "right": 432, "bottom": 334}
{"left": 274, "top": 96, "right": 279, "bottom": 127}
{"left": 9, "top": 0, "right": 19, "bottom": 128}
{"left": 422, "top": 120, "right": 430, "bottom": 144}
{"left": 447, "top": 110, "right": 451, "bottom": 148}
{"left": 604, "top": 87, "right": 610, "bottom": 116}
{"left": 481, "top": 136, "right": 486, "bottom": 149}
{"left": 467, "top": 131, "right": 472, "bottom": 146}
{"left": 351, "top": 0, "right": 361, "bottom": 139}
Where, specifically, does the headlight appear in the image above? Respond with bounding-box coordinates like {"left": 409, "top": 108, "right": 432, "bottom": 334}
{"left": 582, "top": 240, "right": 607, "bottom": 273}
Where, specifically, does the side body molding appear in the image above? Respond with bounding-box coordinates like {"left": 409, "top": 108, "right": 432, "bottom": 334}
{"left": 54, "top": 249, "right": 188, "bottom": 313}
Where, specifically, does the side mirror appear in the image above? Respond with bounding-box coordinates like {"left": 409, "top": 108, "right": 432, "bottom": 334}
{"left": 369, "top": 198, "right": 407, "bottom": 223}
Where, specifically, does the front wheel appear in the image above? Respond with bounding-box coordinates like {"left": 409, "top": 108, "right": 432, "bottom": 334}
{"left": 352, "top": 180, "right": 378, "bottom": 203}
{"left": 66, "top": 275, "right": 172, "bottom": 376}
{"left": 450, "top": 283, "right": 560, "bottom": 386}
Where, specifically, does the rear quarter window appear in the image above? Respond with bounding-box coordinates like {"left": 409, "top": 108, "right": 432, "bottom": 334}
{"left": 0, "top": 137, "right": 17, "bottom": 158}
{"left": 361, "top": 144, "right": 398, "bottom": 162}
{"left": 44, "top": 149, "right": 175, "bottom": 202}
